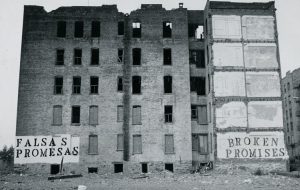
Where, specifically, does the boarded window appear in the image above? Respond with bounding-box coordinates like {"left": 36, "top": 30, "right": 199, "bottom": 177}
{"left": 190, "top": 77, "right": 205, "bottom": 95}
{"left": 91, "top": 48, "right": 99, "bottom": 65}
{"left": 189, "top": 50, "right": 205, "bottom": 68}
{"left": 118, "top": 49, "right": 123, "bottom": 63}
{"left": 132, "top": 48, "right": 141, "bottom": 65}
{"left": 74, "top": 49, "right": 82, "bottom": 65}
{"left": 164, "top": 76, "right": 172, "bottom": 93}
{"left": 163, "top": 21, "right": 172, "bottom": 38}
{"left": 165, "top": 105, "right": 173, "bottom": 123}
{"left": 56, "top": 49, "right": 64, "bottom": 65}
{"left": 91, "top": 21, "right": 100, "bottom": 37}
{"left": 74, "top": 21, "right": 84, "bottom": 37}
{"left": 90, "top": 76, "right": 99, "bottom": 94}
{"left": 192, "top": 134, "right": 208, "bottom": 154}
{"left": 89, "top": 106, "right": 98, "bottom": 125}
{"left": 192, "top": 135, "right": 199, "bottom": 151}
{"left": 53, "top": 105, "right": 62, "bottom": 125}
{"left": 117, "top": 77, "right": 123, "bottom": 92}
{"left": 132, "top": 76, "right": 141, "bottom": 94}
{"left": 165, "top": 134, "right": 174, "bottom": 154}
{"left": 118, "top": 21, "right": 124, "bottom": 35}
{"left": 72, "top": 106, "right": 80, "bottom": 124}
{"left": 198, "top": 105, "right": 208, "bottom": 124}
{"left": 133, "top": 135, "right": 142, "bottom": 154}
{"left": 57, "top": 21, "right": 66, "bottom": 37}
{"left": 210, "top": 133, "right": 213, "bottom": 153}
{"left": 132, "top": 105, "right": 141, "bottom": 125}
{"left": 73, "top": 77, "right": 81, "bottom": 94}
{"left": 117, "top": 105, "right": 123, "bottom": 122}
{"left": 191, "top": 105, "right": 197, "bottom": 120}
{"left": 163, "top": 49, "right": 172, "bottom": 65}
{"left": 132, "top": 22, "right": 141, "bottom": 38}
{"left": 88, "top": 135, "right": 98, "bottom": 154}
{"left": 117, "top": 134, "right": 124, "bottom": 151}
{"left": 54, "top": 77, "right": 63, "bottom": 94}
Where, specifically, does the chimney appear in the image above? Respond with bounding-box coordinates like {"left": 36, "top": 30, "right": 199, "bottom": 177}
{"left": 179, "top": 3, "right": 183, "bottom": 8}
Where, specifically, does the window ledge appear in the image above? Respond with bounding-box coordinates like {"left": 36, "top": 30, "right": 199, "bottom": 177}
{"left": 72, "top": 93, "right": 81, "bottom": 95}
{"left": 53, "top": 94, "right": 63, "bottom": 95}
{"left": 164, "top": 93, "right": 173, "bottom": 95}
{"left": 90, "top": 64, "right": 100, "bottom": 66}
{"left": 116, "top": 149, "right": 124, "bottom": 152}
{"left": 71, "top": 123, "right": 81, "bottom": 126}
{"left": 90, "top": 93, "right": 99, "bottom": 95}
{"left": 165, "top": 152, "right": 175, "bottom": 155}
{"left": 88, "top": 153, "right": 99, "bottom": 155}
{"left": 132, "top": 123, "right": 142, "bottom": 125}
{"left": 164, "top": 122, "right": 174, "bottom": 124}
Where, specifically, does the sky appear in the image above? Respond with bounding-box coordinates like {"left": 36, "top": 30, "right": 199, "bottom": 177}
{"left": 0, "top": 0, "right": 299, "bottom": 148}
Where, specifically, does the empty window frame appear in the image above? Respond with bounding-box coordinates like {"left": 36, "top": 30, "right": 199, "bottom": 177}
{"left": 74, "top": 49, "right": 82, "bottom": 65}
{"left": 198, "top": 105, "right": 208, "bottom": 124}
{"left": 188, "top": 24, "right": 203, "bottom": 39}
{"left": 132, "top": 22, "right": 141, "bottom": 38}
{"left": 57, "top": 21, "right": 66, "bottom": 37}
{"left": 91, "top": 21, "right": 100, "bottom": 37}
{"left": 190, "top": 77, "right": 205, "bottom": 95}
{"left": 72, "top": 77, "right": 81, "bottom": 94}
{"left": 189, "top": 50, "right": 205, "bottom": 68}
{"left": 118, "top": 49, "right": 124, "bottom": 63}
{"left": 117, "top": 77, "right": 123, "bottom": 92}
{"left": 90, "top": 76, "right": 99, "bottom": 94}
{"left": 117, "top": 105, "right": 124, "bottom": 122}
{"left": 89, "top": 105, "right": 98, "bottom": 125}
{"left": 56, "top": 49, "right": 64, "bottom": 65}
{"left": 192, "top": 134, "right": 208, "bottom": 154}
{"left": 71, "top": 106, "right": 80, "bottom": 124}
{"left": 132, "top": 76, "right": 141, "bottom": 94}
{"left": 163, "top": 21, "right": 172, "bottom": 38}
{"left": 132, "top": 105, "right": 141, "bottom": 125}
{"left": 54, "top": 76, "right": 63, "bottom": 94}
{"left": 133, "top": 134, "right": 142, "bottom": 154}
{"left": 191, "top": 105, "right": 197, "bottom": 120}
{"left": 53, "top": 105, "right": 62, "bottom": 125}
{"left": 163, "top": 48, "right": 172, "bottom": 65}
{"left": 165, "top": 134, "right": 174, "bottom": 154}
{"left": 118, "top": 21, "right": 124, "bottom": 35}
{"left": 164, "top": 105, "right": 173, "bottom": 123}
{"left": 164, "top": 76, "right": 172, "bottom": 93}
{"left": 117, "top": 134, "right": 124, "bottom": 151}
{"left": 141, "top": 163, "right": 148, "bottom": 173}
{"left": 88, "top": 135, "right": 98, "bottom": 154}
{"left": 91, "top": 48, "right": 99, "bottom": 65}
{"left": 74, "top": 21, "right": 84, "bottom": 38}
{"left": 132, "top": 48, "right": 141, "bottom": 65}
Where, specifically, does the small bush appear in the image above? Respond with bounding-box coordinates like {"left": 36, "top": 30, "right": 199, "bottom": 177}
{"left": 253, "top": 168, "right": 264, "bottom": 176}
{"left": 0, "top": 145, "right": 14, "bottom": 163}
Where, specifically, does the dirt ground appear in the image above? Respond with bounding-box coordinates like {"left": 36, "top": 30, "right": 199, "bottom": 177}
{"left": 1, "top": 170, "right": 300, "bottom": 190}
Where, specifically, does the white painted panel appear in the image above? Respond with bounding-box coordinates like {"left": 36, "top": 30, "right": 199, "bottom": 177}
{"left": 244, "top": 43, "right": 278, "bottom": 68}
{"left": 242, "top": 16, "right": 275, "bottom": 40}
{"left": 217, "top": 132, "right": 288, "bottom": 159}
{"left": 213, "top": 43, "right": 243, "bottom": 67}
{"left": 216, "top": 102, "right": 247, "bottom": 128}
{"left": 14, "top": 134, "right": 80, "bottom": 164}
{"left": 248, "top": 101, "right": 283, "bottom": 128}
{"left": 214, "top": 72, "right": 246, "bottom": 97}
{"left": 246, "top": 72, "right": 281, "bottom": 97}
{"left": 212, "top": 15, "right": 242, "bottom": 39}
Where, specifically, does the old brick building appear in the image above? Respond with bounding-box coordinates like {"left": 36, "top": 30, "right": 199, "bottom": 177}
{"left": 16, "top": 1, "right": 287, "bottom": 174}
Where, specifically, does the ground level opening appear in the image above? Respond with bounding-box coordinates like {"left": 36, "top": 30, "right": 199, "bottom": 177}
{"left": 114, "top": 163, "right": 123, "bottom": 173}
{"left": 50, "top": 164, "right": 60, "bottom": 175}
{"left": 165, "top": 163, "right": 174, "bottom": 172}
{"left": 141, "top": 163, "right": 148, "bottom": 173}
{"left": 88, "top": 167, "right": 98, "bottom": 173}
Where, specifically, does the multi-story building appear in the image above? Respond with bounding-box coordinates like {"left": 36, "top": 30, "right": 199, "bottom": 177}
{"left": 16, "top": 1, "right": 288, "bottom": 175}
{"left": 282, "top": 69, "right": 300, "bottom": 160}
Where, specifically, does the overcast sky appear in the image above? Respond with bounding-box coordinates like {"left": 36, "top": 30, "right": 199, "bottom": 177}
{"left": 0, "top": 0, "right": 299, "bottom": 148}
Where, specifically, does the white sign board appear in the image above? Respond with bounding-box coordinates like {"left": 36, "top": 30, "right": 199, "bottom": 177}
{"left": 14, "top": 134, "right": 80, "bottom": 164}
{"left": 217, "top": 132, "right": 288, "bottom": 159}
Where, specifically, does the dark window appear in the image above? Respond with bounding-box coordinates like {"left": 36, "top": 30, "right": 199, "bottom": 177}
{"left": 53, "top": 105, "right": 62, "bottom": 125}
{"left": 88, "top": 135, "right": 98, "bottom": 154}
{"left": 188, "top": 24, "right": 198, "bottom": 37}
{"left": 73, "top": 77, "right": 81, "bottom": 94}
{"left": 165, "top": 163, "right": 173, "bottom": 172}
{"left": 57, "top": 21, "right": 66, "bottom": 37}
{"left": 133, "top": 135, "right": 142, "bottom": 154}
{"left": 118, "top": 49, "right": 123, "bottom": 63}
{"left": 90, "top": 76, "right": 99, "bottom": 94}
{"left": 91, "top": 48, "right": 99, "bottom": 65}
{"left": 132, "top": 48, "right": 141, "bottom": 65}
{"left": 188, "top": 24, "right": 203, "bottom": 39}
{"left": 117, "top": 77, "right": 123, "bottom": 92}
{"left": 118, "top": 21, "right": 124, "bottom": 35}
{"left": 165, "top": 105, "right": 173, "bottom": 123}
{"left": 165, "top": 134, "right": 174, "bottom": 154}
{"left": 132, "top": 22, "right": 141, "bottom": 38}
{"left": 191, "top": 105, "right": 197, "bottom": 120}
{"left": 54, "top": 77, "right": 63, "bottom": 94}
{"left": 132, "top": 76, "right": 141, "bottom": 94}
{"left": 291, "top": 122, "right": 294, "bottom": 131}
{"left": 91, "top": 21, "right": 100, "bottom": 37}
{"left": 190, "top": 77, "right": 205, "bottom": 95}
{"left": 189, "top": 50, "right": 205, "bottom": 68}
{"left": 163, "top": 22, "right": 172, "bottom": 38}
{"left": 71, "top": 106, "right": 80, "bottom": 124}
{"left": 89, "top": 106, "right": 98, "bottom": 125}
{"left": 163, "top": 49, "right": 172, "bottom": 65}
{"left": 114, "top": 164, "right": 123, "bottom": 173}
{"left": 74, "top": 21, "right": 84, "bottom": 38}
{"left": 132, "top": 105, "right": 141, "bottom": 125}
{"left": 142, "top": 163, "right": 148, "bottom": 173}
{"left": 117, "top": 106, "right": 124, "bottom": 122}
{"left": 117, "top": 134, "right": 124, "bottom": 150}
{"left": 164, "top": 76, "right": 172, "bottom": 93}
{"left": 88, "top": 167, "right": 98, "bottom": 173}
{"left": 74, "top": 49, "right": 82, "bottom": 65}
{"left": 192, "top": 134, "right": 208, "bottom": 154}
{"left": 56, "top": 49, "right": 64, "bottom": 65}
{"left": 50, "top": 164, "right": 60, "bottom": 175}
